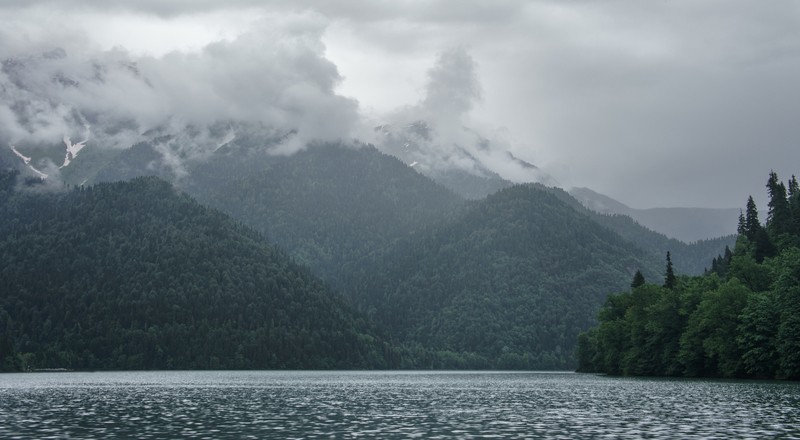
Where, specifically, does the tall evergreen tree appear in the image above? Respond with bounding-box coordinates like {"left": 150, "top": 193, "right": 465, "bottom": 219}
{"left": 663, "top": 252, "right": 676, "bottom": 289}
{"left": 744, "top": 196, "right": 760, "bottom": 241}
{"left": 789, "top": 175, "right": 799, "bottom": 199}
{"left": 737, "top": 210, "right": 746, "bottom": 236}
{"left": 631, "top": 270, "right": 646, "bottom": 288}
{"left": 709, "top": 246, "right": 734, "bottom": 278}
{"left": 766, "top": 171, "right": 791, "bottom": 237}
{"left": 708, "top": 257, "right": 720, "bottom": 276}
{"left": 753, "top": 227, "right": 777, "bottom": 263}
{"left": 579, "top": 170, "right": 800, "bottom": 380}
{"left": 788, "top": 175, "right": 800, "bottom": 236}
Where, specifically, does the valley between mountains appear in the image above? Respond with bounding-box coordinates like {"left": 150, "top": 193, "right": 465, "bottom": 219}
{"left": 0, "top": 137, "right": 734, "bottom": 371}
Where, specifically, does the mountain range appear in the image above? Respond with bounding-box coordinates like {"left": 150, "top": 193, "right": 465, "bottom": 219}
{"left": 0, "top": 48, "right": 739, "bottom": 370}
{"left": 570, "top": 187, "right": 740, "bottom": 243}
{"left": 1, "top": 131, "right": 737, "bottom": 370}
{"left": 0, "top": 173, "right": 395, "bottom": 370}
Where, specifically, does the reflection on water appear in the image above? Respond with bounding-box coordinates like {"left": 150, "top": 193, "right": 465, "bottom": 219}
{"left": 1, "top": 371, "right": 798, "bottom": 439}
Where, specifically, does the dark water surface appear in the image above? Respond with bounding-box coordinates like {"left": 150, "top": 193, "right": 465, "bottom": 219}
{"left": 1, "top": 371, "right": 798, "bottom": 438}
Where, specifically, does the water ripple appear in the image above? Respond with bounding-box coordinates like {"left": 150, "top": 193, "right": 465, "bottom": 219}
{"left": 0, "top": 371, "right": 799, "bottom": 439}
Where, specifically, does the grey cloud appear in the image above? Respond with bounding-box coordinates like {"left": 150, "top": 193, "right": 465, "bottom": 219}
{"left": 422, "top": 48, "right": 481, "bottom": 120}
{"left": 371, "top": 48, "right": 548, "bottom": 185}
{"left": 0, "top": 0, "right": 529, "bottom": 22}
{"left": 4, "top": 0, "right": 800, "bottom": 208}
{"left": 0, "top": 15, "right": 359, "bottom": 166}
{"left": 0, "top": 0, "right": 259, "bottom": 17}
{"left": 333, "top": 0, "right": 800, "bottom": 207}
{"left": 522, "top": 2, "right": 800, "bottom": 207}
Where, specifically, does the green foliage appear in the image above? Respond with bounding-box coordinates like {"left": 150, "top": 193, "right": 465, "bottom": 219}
{"left": 706, "top": 246, "right": 733, "bottom": 278}
{"left": 95, "top": 140, "right": 464, "bottom": 288}
{"left": 3, "top": 127, "right": 742, "bottom": 373}
{"left": 94, "top": 142, "right": 676, "bottom": 369}
{"left": 578, "top": 171, "right": 800, "bottom": 380}
{"left": 766, "top": 171, "right": 791, "bottom": 239}
{"left": 743, "top": 196, "right": 761, "bottom": 241}
{"left": 630, "top": 270, "right": 645, "bottom": 288}
{"left": 771, "top": 248, "right": 800, "bottom": 379}
{"left": 589, "top": 212, "right": 736, "bottom": 276}
{"left": 737, "top": 291, "right": 779, "bottom": 378}
{"left": 0, "top": 171, "right": 395, "bottom": 371}
{"left": 663, "top": 252, "right": 676, "bottom": 289}
{"left": 679, "top": 280, "right": 749, "bottom": 377}
{"left": 542, "top": 186, "right": 736, "bottom": 276}
{"left": 353, "top": 184, "right": 659, "bottom": 370}
{"left": 177, "top": 142, "right": 463, "bottom": 290}
{"left": 590, "top": 291, "right": 632, "bottom": 374}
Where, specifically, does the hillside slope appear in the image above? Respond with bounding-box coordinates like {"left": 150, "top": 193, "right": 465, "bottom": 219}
{"left": 84, "top": 141, "right": 733, "bottom": 369}
{"left": 547, "top": 186, "right": 736, "bottom": 275}
{"left": 570, "top": 187, "right": 739, "bottom": 243}
{"left": 350, "top": 184, "right": 663, "bottom": 369}
{"left": 95, "top": 141, "right": 466, "bottom": 289}
{"left": 0, "top": 172, "right": 392, "bottom": 371}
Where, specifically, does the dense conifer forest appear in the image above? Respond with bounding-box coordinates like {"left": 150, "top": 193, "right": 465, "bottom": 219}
{"left": 350, "top": 184, "right": 661, "bottom": 369}
{"left": 577, "top": 172, "right": 800, "bottom": 379}
{"left": 0, "top": 141, "right": 741, "bottom": 371}
{"left": 0, "top": 172, "right": 395, "bottom": 371}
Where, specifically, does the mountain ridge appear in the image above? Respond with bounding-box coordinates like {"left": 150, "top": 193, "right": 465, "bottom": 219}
{"left": 0, "top": 171, "right": 395, "bottom": 371}
{"left": 2, "top": 131, "right": 737, "bottom": 369}
{"left": 570, "top": 186, "right": 739, "bottom": 243}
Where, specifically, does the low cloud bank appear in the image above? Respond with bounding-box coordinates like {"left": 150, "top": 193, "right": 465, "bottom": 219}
{"left": 1, "top": 19, "right": 547, "bottom": 186}
{"left": 0, "top": 14, "right": 358, "bottom": 162}
{"left": 368, "top": 48, "right": 550, "bottom": 184}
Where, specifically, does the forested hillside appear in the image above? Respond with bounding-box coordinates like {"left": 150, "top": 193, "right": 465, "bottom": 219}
{"left": 570, "top": 187, "right": 739, "bottom": 243}
{"left": 0, "top": 172, "right": 394, "bottom": 371}
{"left": 186, "top": 143, "right": 465, "bottom": 287}
{"left": 86, "top": 140, "right": 736, "bottom": 369}
{"left": 590, "top": 213, "right": 736, "bottom": 276}
{"left": 543, "top": 186, "right": 736, "bottom": 275}
{"left": 350, "top": 184, "right": 663, "bottom": 369}
{"left": 95, "top": 141, "right": 464, "bottom": 289}
{"left": 94, "top": 140, "right": 731, "bottom": 282}
{"left": 578, "top": 172, "right": 800, "bottom": 380}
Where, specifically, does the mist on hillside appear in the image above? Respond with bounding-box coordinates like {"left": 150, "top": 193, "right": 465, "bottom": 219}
{"left": 0, "top": 22, "right": 545, "bottom": 189}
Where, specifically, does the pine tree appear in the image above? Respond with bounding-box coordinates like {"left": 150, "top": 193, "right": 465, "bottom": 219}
{"left": 766, "top": 171, "right": 791, "bottom": 237}
{"left": 754, "top": 227, "right": 777, "bottom": 263}
{"left": 663, "top": 252, "right": 676, "bottom": 289}
{"left": 708, "top": 257, "right": 719, "bottom": 276}
{"left": 737, "top": 210, "right": 746, "bottom": 236}
{"left": 789, "top": 175, "right": 799, "bottom": 199}
{"left": 631, "top": 270, "right": 645, "bottom": 288}
{"left": 709, "top": 246, "right": 733, "bottom": 278}
{"left": 744, "top": 196, "right": 761, "bottom": 241}
{"left": 789, "top": 175, "right": 800, "bottom": 236}
{"left": 723, "top": 246, "right": 733, "bottom": 265}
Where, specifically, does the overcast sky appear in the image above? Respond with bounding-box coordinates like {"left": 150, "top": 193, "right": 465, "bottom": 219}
{"left": 2, "top": 0, "right": 799, "bottom": 209}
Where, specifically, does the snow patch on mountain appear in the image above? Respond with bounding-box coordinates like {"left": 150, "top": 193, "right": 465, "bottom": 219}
{"left": 9, "top": 145, "right": 49, "bottom": 179}
{"left": 9, "top": 145, "right": 32, "bottom": 164}
{"left": 214, "top": 127, "right": 237, "bottom": 152}
{"left": 372, "top": 120, "right": 552, "bottom": 186}
{"left": 60, "top": 126, "right": 90, "bottom": 168}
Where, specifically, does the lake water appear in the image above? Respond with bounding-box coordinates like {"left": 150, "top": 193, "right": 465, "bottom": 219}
{"left": 1, "top": 371, "right": 798, "bottom": 438}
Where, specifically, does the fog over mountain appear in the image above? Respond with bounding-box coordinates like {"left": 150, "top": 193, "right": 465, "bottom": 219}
{"left": 3, "top": 0, "right": 800, "bottom": 208}
{"left": 0, "top": 17, "right": 358, "bottom": 166}
{"left": 570, "top": 187, "right": 740, "bottom": 243}
{"left": 367, "top": 48, "right": 555, "bottom": 197}
{"left": 1, "top": 25, "right": 545, "bottom": 192}
{"left": 4, "top": 1, "right": 771, "bottom": 373}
